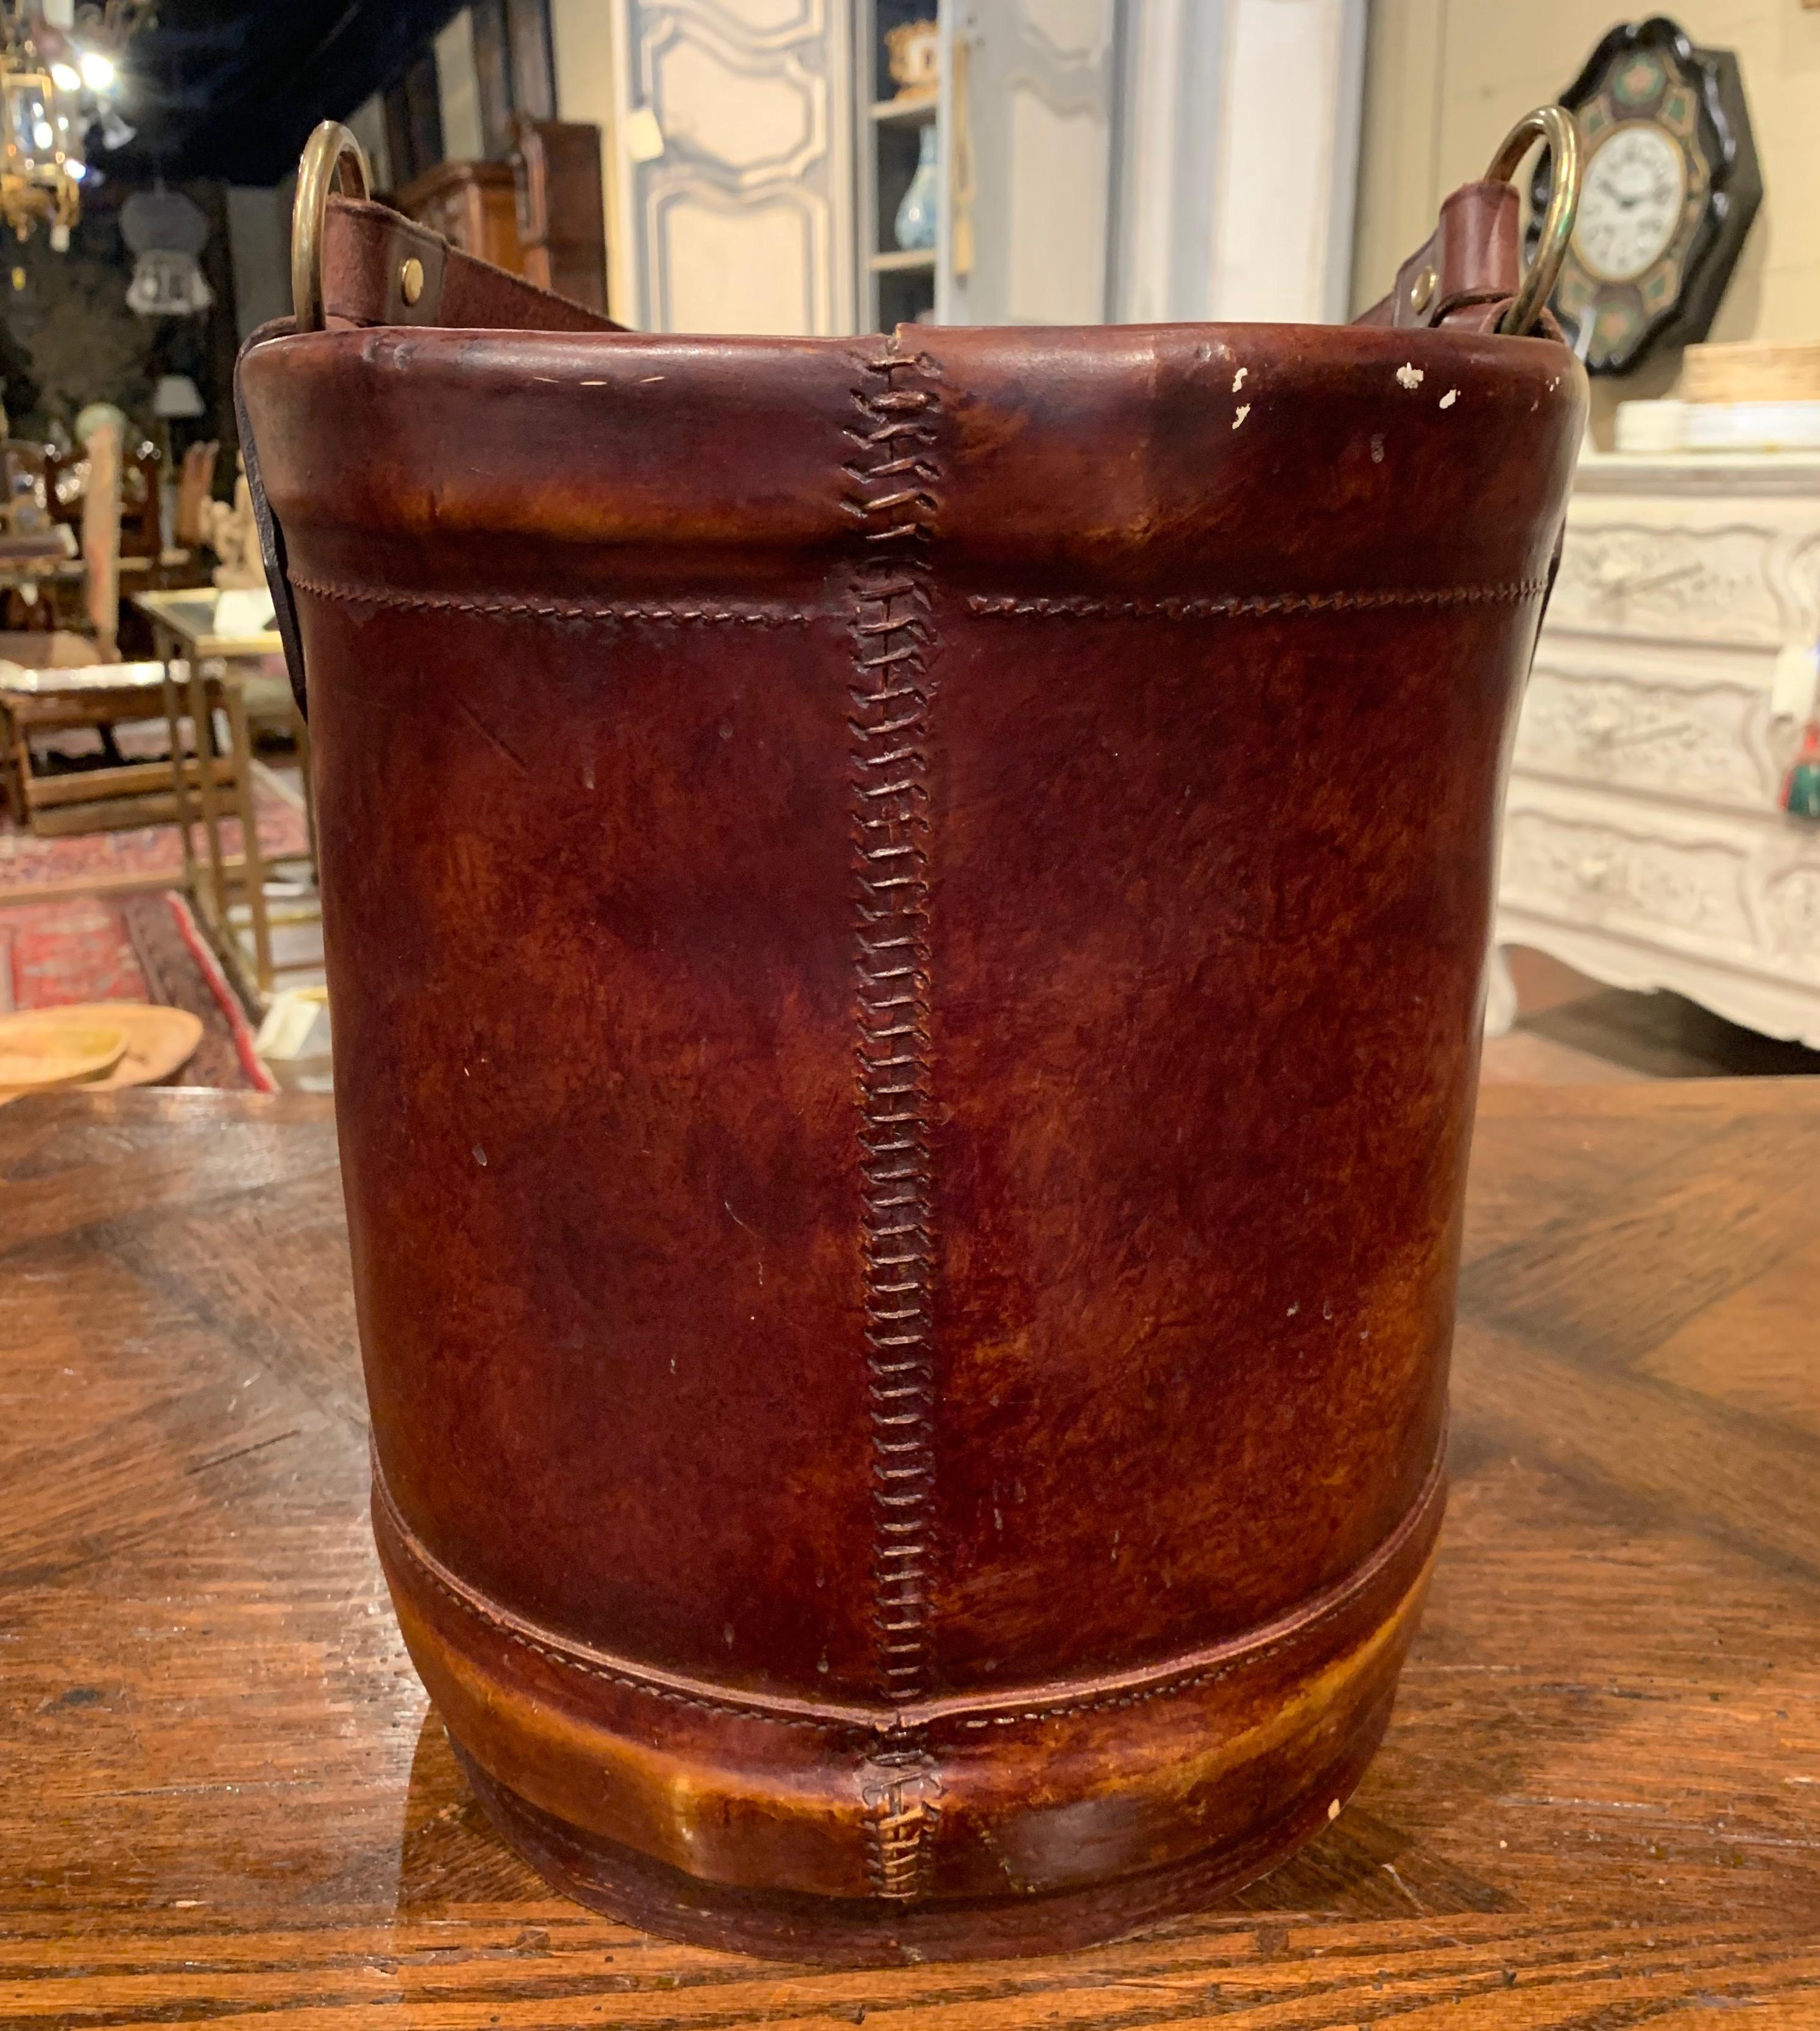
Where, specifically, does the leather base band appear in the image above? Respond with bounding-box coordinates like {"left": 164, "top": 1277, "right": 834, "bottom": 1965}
{"left": 448, "top": 1697, "right": 1399, "bottom": 1964}
{"left": 374, "top": 1454, "right": 1443, "bottom": 1930}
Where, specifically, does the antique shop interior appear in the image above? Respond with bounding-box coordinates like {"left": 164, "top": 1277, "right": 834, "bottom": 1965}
{"left": 4, "top": 0, "right": 1820, "bottom": 2016}
{"left": 1, "top": 0, "right": 1817, "bottom": 1086}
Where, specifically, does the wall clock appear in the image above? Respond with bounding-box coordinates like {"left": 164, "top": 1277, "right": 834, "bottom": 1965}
{"left": 1532, "top": 16, "right": 1760, "bottom": 375}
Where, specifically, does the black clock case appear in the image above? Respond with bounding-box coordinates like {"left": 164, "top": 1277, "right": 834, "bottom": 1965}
{"left": 1532, "top": 14, "right": 1762, "bottom": 376}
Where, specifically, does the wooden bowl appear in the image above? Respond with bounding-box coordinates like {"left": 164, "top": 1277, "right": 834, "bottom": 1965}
{"left": 53, "top": 1003, "right": 205, "bottom": 1089}
{"left": 0, "top": 1003, "right": 204, "bottom": 1104}
{"left": 0, "top": 1014, "right": 127, "bottom": 1093}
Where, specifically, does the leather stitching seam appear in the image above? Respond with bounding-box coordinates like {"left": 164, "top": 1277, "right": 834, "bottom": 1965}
{"left": 371, "top": 1466, "right": 851, "bottom": 1734}
{"left": 291, "top": 574, "right": 811, "bottom": 627}
{"left": 371, "top": 1438, "right": 1443, "bottom": 1737}
{"left": 862, "top": 1754, "right": 943, "bottom": 1901}
{"left": 946, "top": 1441, "right": 1446, "bottom": 1728}
{"left": 967, "top": 582, "right": 1549, "bottom": 620}
{"left": 847, "top": 341, "right": 943, "bottom": 1899}
{"left": 291, "top": 577, "right": 1543, "bottom": 629}
{"left": 846, "top": 343, "right": 941, "bottom": 1726}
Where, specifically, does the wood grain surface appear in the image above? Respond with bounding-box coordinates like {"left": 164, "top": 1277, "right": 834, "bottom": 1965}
{"left": 2, "top": 1081, "right": 1819, "bottom": 2026}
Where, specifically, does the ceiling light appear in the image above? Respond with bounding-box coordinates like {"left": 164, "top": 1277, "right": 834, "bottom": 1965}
{"left": 122, "top": 185, "right": 214, "bottom": 317}
{"left": 0, "top": 4, "right": 152, "bottom": 250}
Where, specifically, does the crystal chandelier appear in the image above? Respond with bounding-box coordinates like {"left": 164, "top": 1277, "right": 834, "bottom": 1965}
{"left": 0, "top": 0, "right": 151, "bottom": 250}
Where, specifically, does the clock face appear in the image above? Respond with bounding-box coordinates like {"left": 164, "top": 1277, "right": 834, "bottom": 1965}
{"left": 1576, "top": 124, "right": 1687, "bottom": 283}
{"left": 1538, "top": 20, "right": 1761, "bottom": 376}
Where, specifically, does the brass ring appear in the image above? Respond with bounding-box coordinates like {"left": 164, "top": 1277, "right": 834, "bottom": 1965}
{"left": 1485, "top": 105, "right": 1581, "bottom": 337}
{"left": 291, "top": 121, "right": 372, "bottom": 333}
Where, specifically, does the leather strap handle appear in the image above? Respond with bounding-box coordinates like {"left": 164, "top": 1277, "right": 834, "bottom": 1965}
{"left": 233, "top": 325, "right": 310, "bottom": 717}
{"left": 291, "top": 119, "right": 621, "bottom": 337}
{"left": 1354, "top": 180, "right": 1524, "bottom": 332}
{"left": 317, "top": 194, "right": 621, "bottom": 334}
{"left": 1355, "top": 104, "right": 1582, "bottom": 336}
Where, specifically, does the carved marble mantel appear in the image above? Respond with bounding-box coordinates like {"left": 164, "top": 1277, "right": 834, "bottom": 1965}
{"left": 1494, "top": 452, "right": 1820, "bottom": 1048}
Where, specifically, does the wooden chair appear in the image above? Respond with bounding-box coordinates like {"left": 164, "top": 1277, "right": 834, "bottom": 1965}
{"left": 1, "top": 439, "right": 48, "bottom": 523}
{"left": 42, "top": 443, "right": 84, "bottom": 540}
{"left": 118, "top": 440, "right": 165, "bottom": 562}
{"left": 175, "top": 440, "right": 219, "bottom": 549}
{"left": 0, "top": 646, "right": 193, "bottom": 842}
{"left": 79, "top": 420, "right": 122, "bottom": 662}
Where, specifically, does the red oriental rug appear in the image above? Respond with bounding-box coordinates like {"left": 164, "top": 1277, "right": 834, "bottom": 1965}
{"left": 0, "top": 889, "right": 274, "bottom": 1091}
{"left": 0, "top": 761, "right": 308, "bottom": 900}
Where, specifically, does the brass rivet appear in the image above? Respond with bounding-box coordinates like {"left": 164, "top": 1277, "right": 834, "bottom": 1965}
{"left": 1409, "top": 264, "right": 1437, "bottom": 315}
{"left": 400, "top": 256, "right": 425, "bottom": 306}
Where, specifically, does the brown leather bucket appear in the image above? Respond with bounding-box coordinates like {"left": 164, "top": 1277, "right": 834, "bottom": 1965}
{"left": 238, "top": 119, "right": 1585, "bottom": 1963}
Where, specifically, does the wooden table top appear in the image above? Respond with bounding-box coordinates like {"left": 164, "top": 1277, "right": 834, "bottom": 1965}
{"left": 4, "top": 1081, "right": 1818, "bottom": 2024}
{"left": 131, "top": 588, "right": 283, "bottom": 662}
{"left": 0, "top": 661, "right": 167, "bottom": 699}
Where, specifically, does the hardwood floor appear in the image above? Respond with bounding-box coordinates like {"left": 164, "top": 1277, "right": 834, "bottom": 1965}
{"left": 1482, "top": 947, "right": 1820, "bottom": 1085}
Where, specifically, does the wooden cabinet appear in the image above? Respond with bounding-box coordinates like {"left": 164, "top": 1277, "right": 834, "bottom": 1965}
{"left": 594, "top": 0, "right": 1369, "bottom": 333}
{"left": 395, "top": 122, "right": 609, "bottom": 317}
{"left": 929, "top": 0, "right": 1118, "bottom": 327}
{"left": 511, "top": 120, "right": 608, "bottom": 313}
{"left": 601, "top": 0, "right": 856, "bottom": 334}
{"left": 397, "top": 160, "right": 524, "bottom": 272}
{"left": 598, "top": 0, "right": 1120, "bottom": 333}
{"left": 855, "top": 7, "right": 940, "bottom": 331}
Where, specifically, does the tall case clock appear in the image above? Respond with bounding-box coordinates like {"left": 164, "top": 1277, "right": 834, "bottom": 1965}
{"left": 1534, "top": 16, "right": 1760, "bottom": 375}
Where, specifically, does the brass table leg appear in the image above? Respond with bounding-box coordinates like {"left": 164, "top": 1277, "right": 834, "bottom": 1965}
{"left": 223, "top": 676, "right": 275, "bottom": 997}
{"left": 160, "top": 655, "right": 200, "bottom": 894}
{"left": 0, "top": 699, "right": 27, "bottom": 825}
{"left": 292, "top": 702, "right": 319, "bottom": 877}
{"left": 186, "top": 662, "right": 230, "bottom": 930}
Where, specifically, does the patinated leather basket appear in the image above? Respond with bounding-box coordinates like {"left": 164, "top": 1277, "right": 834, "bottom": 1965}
{"left": 238, "top": 120, "right": 1585, "bottom": 1963}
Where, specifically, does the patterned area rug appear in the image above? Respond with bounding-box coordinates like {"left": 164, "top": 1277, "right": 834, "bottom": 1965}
{"left": 0, "top": 889, "right": 274, "bottom": 1091}
{"left": 0, "top": 762, "right": 309, "bottom": 899}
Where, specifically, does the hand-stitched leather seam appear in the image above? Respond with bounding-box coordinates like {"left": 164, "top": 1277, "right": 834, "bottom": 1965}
{"left": 291, "top": 576, "right": 1543, "bottom": 628}
{"left": 847, "top": 342, "right": 941, "bottom": 1740}
{"left": 862, "top": 1753, "right": 943, "bottom": 1899}
{"left": 950, "top": 1446, "right": 1446, "bottom": 1728}
{"left": 848, "top": 341, "right": 942, "bottom": 1899}
{"left": 371, "top": 1463, "right": 863, "bottom": 1735}
{"left": 967, "top": 582, "right": 1548, "bottom": 620}
{"left": 291, "top": 573, "right": 812, "bottom": 627}
{"left": 371, "top": 1435, "right": 1443, "bottom": 1736}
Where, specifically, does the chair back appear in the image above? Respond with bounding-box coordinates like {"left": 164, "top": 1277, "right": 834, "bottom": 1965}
{"left": 175, "top": 439, "right": 219, "bottom": 548}
{"left": 118, "top": 440, "right": 164, "bottom": 560}
{"left": 78, "top": 421, "right": 122, "bottom": 659}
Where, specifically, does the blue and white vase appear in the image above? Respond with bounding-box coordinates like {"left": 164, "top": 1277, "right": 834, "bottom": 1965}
{"left": 894, "top": 122, "right": 938, "bottom": 253}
